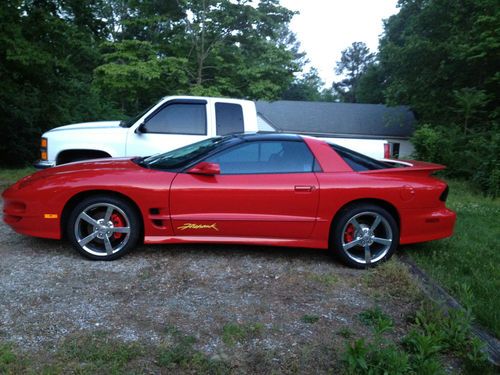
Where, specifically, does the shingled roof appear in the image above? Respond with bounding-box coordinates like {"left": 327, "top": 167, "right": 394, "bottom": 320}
{"left": 256, "top": 101, "right": 416, "bottom": 139}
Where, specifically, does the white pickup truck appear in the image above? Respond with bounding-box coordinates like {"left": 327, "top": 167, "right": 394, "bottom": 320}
{"left": 36, "top": 96, "right": 403, "bottom": 168}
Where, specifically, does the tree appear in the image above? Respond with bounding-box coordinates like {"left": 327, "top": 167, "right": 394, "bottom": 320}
{"left": 0, "top": 0, "right": 307, "bottom": 166}
{"left": 378, "top": 0, "right": 499, "bottom": 195}
{"left": 355, "top": 64, "right": 386, "bottom": 104}
{"left": 282, "top": 68, "right": 322, "bottom": 101}
{"left": 0, "top": 0, "right": 113, "bottom": 166}
{"left": 332, "top": 42, "right": 375, "bottom": 103}
{"left": 452, "top": 88, "right": 490, "bottom": 134}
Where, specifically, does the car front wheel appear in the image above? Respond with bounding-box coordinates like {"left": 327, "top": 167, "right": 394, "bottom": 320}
{"left": 66, "top": 195, "right": 141, "bottom": 260}
{"left": 331, "top": 204, "right": 399, "bottom": 268}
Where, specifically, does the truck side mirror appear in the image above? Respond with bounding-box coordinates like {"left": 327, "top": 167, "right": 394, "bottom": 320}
{"left": 135, "top": 123, "right": 146, "bottom": 134}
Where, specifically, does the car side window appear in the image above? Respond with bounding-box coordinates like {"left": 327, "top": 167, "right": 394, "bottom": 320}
{"left": 143, "top": 103, "right": 207, "bottom": 135}
{"left": 215, "top": 103, "right": 244, "bottom": 135}
{"left": 205, "top": 140, "right": 316, "bottom": 174}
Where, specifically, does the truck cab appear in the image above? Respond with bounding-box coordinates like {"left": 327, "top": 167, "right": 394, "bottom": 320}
{"left": 36, "top": 96, "right": 264, "bottom": 168}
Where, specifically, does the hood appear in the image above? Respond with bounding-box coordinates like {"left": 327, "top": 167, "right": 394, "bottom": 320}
{"left": 46, "top": 121, "right": 122, "bottom": 133}
{"left": 13, "top": 158, "right": 140, "bottom": 190}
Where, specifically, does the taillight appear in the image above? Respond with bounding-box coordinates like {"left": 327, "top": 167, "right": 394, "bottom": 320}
{"left": 440, "top": 185, "right": 449, "bottom": 202}
{"left": 384, "top": 143, "right": 390, "bottom": 159}
{"left": 40, "top": 137, "right": 47, "bottom": 160}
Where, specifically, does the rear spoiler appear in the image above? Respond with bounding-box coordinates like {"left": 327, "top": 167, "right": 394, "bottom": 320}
{"left": 362, "top": 160, "right": 446, "bottom": 176}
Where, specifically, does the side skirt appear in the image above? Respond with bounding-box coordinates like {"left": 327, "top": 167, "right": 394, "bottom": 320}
{"left": 144, "top": 235, "right": 328, "bottom": 250}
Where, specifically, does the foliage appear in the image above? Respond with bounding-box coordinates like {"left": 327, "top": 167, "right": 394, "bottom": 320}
{"left": 408, "top": 179, "right": 500, "bottom": 336}
{"left": 0, "top": 0, "right": 304, "bottom": 166}
{"left": 221, "top": 322, "right": 264, "bottom": 346}
{"left": 358, "top": 307, "right": 394, "bottom": 336}
{"left": 301, "top": 314, "right": 320, "bottom": 324}
{"left": 332, "top": 42, "right": 375, "bottom": 103}
{"left": 283, "top": 67, "right": 336, "bottom": 102}
{"left": 377, "top": 0, "right": 499, "bottom": 195}
{"left": 343, "top": 302, "right": 494, "bottom": 374}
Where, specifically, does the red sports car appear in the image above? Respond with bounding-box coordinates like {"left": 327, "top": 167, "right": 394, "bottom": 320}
{"left": 2, "top": 133, "right": 456, "bottom": 268}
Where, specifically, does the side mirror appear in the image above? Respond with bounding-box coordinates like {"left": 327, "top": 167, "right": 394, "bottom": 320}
{"left": 135, "top": 123, "right": 146, "bottom": 134}
{"left": 188, "top": 162, "right": 220, "bottom": 176}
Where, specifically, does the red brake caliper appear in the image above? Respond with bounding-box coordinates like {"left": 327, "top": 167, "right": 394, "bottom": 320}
{"left": 344, "top": 223, "right": 355, "bottom": 243}
{"left": 111, "top": 213, "right": 124, "bottom": 239}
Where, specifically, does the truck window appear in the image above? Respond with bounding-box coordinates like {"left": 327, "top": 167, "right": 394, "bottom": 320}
{"left": 144, "top": 103, "right": 207, "bottom": 135}
{"left": 215, "top": 103, "right": 244, "bottom": 135}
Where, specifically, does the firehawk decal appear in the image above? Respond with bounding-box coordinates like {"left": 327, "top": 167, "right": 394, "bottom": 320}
{"left": 177, "top": 223, "right": 219, "bottom": 231}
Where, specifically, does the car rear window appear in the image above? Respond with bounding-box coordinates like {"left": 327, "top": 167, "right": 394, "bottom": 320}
{"left": 330, "top": 144, "right": 394, "bottom": 171}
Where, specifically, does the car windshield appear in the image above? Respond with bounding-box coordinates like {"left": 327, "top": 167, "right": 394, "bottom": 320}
{"left": 141, "top": 136, "right": 231, "bottom": 170}
{"left": 119, "top": 102, "right": 158, "bottom": 128}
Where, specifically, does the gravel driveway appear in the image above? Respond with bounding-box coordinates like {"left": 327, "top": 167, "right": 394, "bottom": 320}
{"left": 0, "top": 207, "right": 418, "bottom": 372}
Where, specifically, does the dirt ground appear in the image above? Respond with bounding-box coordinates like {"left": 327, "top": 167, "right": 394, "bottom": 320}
{"left": 0, "top": 211, "right": 420, "bottom": 373}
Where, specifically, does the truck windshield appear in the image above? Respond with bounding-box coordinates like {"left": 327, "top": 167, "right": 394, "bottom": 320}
{"left": 140, "top": 136, "right": 231, "bottom": 170}
{"left": 119, "top": 103, "right": 157, "bottom": 128}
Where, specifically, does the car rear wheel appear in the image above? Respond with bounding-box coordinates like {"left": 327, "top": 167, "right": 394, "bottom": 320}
{"left": 66, "top": 195, "right": 140, "bottom": 260}
{"left": 331, "top": 204, "right": 399, "bottom": 268}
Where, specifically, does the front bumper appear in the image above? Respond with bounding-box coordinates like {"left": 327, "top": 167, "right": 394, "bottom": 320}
{"left": 34, "top": 160, "right": 55, "bottom": 169}
{"left": 2, "top": 186, "right": 61, "bottom": 239}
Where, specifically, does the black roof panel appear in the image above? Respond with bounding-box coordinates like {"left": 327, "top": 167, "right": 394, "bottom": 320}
{"left": 256, "top": 101, "right": 416, "bottom": 139}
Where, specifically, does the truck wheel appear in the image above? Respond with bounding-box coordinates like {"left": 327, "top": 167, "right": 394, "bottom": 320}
{"left": 66, "top": 195, "right": 141, "bottom": 260}
{"left": 331, "top": 204, "right": 399, "bottom": 269}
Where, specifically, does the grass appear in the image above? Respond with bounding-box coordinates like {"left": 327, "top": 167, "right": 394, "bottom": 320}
{"left": 0, "top": 331, "right": 230, "bottom": 374}
{"left": 221, "top": 322, "right": 264, "bottom": 346}
{"left": 0, "top": 167, "right": 36, "bottom": 184}
{"left": 301, "top": 314, "right": 320, "bottom": 324}
{"left": 363, "top": 258, "right": 423, "bottom": 302}
{"left": 406, "top": 179, "right": 500, "bottom": 336}
{"left": 343, "top": 302, "right": 495, "bottom": 375}
{"left": 307, "top": 272, "right": 338, "bottom": 286}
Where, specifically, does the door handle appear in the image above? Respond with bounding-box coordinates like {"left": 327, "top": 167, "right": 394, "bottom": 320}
{"left": 294, "top": 185, "right": 315, "bottom": 192}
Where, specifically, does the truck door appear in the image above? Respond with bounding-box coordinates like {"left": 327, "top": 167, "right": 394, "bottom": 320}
{"left": 126, "top": 99, "right": 211, "bottom": 157}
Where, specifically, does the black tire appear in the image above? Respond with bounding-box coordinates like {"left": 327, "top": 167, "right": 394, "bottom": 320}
{"left": 66, "top": 195, "right": 141, "bottom": 260}
{"left": 331, "top": 203, "right": 399, "bottom": 269}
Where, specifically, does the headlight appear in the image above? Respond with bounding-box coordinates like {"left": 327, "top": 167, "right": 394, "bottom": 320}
{"left": 40, "top": 137, "right": 48, "bottom": 160}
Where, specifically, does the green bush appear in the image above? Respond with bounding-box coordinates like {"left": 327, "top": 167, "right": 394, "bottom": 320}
{"left": 412, "top": 124, "right": 499, "bottom": 196}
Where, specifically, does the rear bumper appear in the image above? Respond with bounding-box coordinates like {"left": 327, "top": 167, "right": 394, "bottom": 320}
{"left": 400, "top": 207, "right": 456, "bottom": 245}
{"left": 34, "top": 160, "right": 55, "bottom": 169}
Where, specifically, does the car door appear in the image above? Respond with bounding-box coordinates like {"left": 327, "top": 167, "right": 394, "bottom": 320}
{"left": 126, "top": 99, "right": 211, "bottom": 157}
{"left": 169, "top": 139, "right": 320, "bottom": 239}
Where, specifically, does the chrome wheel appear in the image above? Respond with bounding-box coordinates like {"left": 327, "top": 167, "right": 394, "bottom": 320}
{"left": 341, "top": 211, "right": 393, "bottom": 266}
{"left": 74, "top": 202, "right": 131, "bottom": 257}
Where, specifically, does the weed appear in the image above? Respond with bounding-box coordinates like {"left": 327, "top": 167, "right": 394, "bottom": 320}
{"left": 343, "top": 339, "right": 411, "bottom": 375}
{"left": 409, "top": 179, "right": 500, "bottom": 336}
{"left": 301, "top": 314, "right": 320, "bottom": 324}
{"left": 342, "top": 302, "right": 495, "bottom": 374}
{"left": 358, "top": 307, "right": 394, "bottom": 336}
{"left": 222, "top": 322, "right": 264, "bottom": 346}
{"left": 59, "top": 333, "right": 141, "bottom": 374}
{"left": 364, "top": 258, "right": 422, "bottom": 301}
{"left": 308, "top": 273, "right": 338, "bottom": 286}
{"left": 0, "top": 344, "right": 21, "bottom": 374}
{"left": 337, "top": 327, "right": 353, "bottom": 339}
{"left": 157, "top": 334, "right": 229, "bottom": 374}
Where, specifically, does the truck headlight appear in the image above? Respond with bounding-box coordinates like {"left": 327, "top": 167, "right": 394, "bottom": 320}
{"left": 41, "top": 137, "right": 48, "bottom": 160}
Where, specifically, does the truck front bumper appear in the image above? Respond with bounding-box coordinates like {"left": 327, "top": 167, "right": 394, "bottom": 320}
{"left": 33, "top": 160, "right": 55, "bottom": 169}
